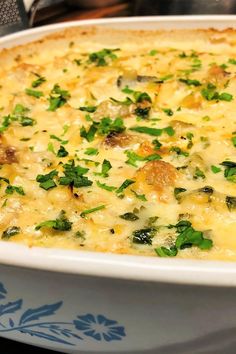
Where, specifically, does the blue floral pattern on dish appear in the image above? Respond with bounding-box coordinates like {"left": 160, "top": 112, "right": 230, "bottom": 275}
{"left": 0, "top": 281, "right": 126, "bottom": 346}
{"left": 74, "top": 314, "right": 126, "bottom": 341}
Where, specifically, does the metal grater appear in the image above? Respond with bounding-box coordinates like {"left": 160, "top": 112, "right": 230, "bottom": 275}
{"left": 0, "top": 0, "right": 29, "bottom": 36}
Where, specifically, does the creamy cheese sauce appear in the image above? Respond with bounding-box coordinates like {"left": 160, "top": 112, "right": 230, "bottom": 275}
{"left": 1, "top": 27, "right": 236, "bottom": 260}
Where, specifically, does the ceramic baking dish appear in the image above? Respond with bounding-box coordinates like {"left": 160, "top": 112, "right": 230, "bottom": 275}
{"left": 1, "top": 16, "right": 236, "bottom": 354}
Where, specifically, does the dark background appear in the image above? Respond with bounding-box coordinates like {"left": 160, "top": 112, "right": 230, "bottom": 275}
{"left": 1, "top": 0, "right": 235, "bottom": 352}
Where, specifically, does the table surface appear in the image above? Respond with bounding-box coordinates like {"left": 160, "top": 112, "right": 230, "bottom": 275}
{"left": 2, "top": 0, "right": 236, "bottom": 352}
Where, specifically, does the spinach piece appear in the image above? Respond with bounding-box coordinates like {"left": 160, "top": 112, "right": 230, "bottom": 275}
{"left": 226, "top": 196, "right": 236, "bottom": 211}
{"left": 5, "top": 185, "right": 25, "bottom": 195}
{"left": 174, "top": 187, "right": 187, "bottom": 200}
{"left": 162, "top": 108, "right": 173, "bottom": 116}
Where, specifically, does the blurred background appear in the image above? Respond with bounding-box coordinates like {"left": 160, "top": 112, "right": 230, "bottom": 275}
{"left": 1, "top": 0, "right": 236, "bottom": 36}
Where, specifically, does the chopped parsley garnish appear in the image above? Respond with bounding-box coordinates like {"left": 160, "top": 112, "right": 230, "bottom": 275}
{"left": 125, "top": 150, "right": 161, "bottom": 167}
{"left": 79, "top": 106, "right": 97, "bottom": 113}
{"left": 116, "top": 179, "right": 135, "bottom": 195}
{"left": 88, "top": 48, "right": 119, "bottom": 66}
{"left": 0, "top": 104, "right": 36, "bottom": 132}
{"left": 193, "top": 167, "right": 205, "bottom": 180}
{"left": 152, "top": 139, "right": 162, "bottom": 150}
{"left": 119, "top": 212, "right": 139, "bottom": 221}
{"left": 80, "top": 205, "right": 106, "bottom": 218}
{"left": 80, "top": 124, "right": 97, "bottom": 142}
{"left": 156, "top": 220, "right": 213, "bottom": 257}
{"left": 96, "top": 181, "right": 116, "bottom": 192}
{"left": 57, "top": 145, "right": 68, "bottom": 157}
{"left": 174, "top": 187, "right": 187, "bottom": 201}
{"left": 232, "top": 135, "right": 236, "bottom": 147}
{"left": 220, "top": 161, "right": 236, "bottom": 183}
{"left": 95, "top": 159, "right": 112, "bottom": 177}
{"left": 134, "top": 107, "right": 151, "bottom": 119}
{"left": 2, "top": 226, "right": 21, "bottom": 240}
{"left": 25, "top": 88, "right": 43, "bottom": 98}
{"left": 31, "top": 74, "right": 46, "bottom": 88}
{"left": 35, "top": 210, "right": 72, "bottom": 231}
{"left": 211, "top": 165, "right": 222, "bottom": 174}
{"left": 201, "top": 84, "right": 233, "bottom": 101}
{"left": 226, "top": 196, "right": 236, "bottom": 211}
{"left": 5, "top": 185, "right": 25, "bottom": 195}
{"left": 162, "top": 108, "right": 173, "bottom": 116}
{"left": 131, "top": 189, "right": 147, "bottom": 201}
{"left": 179, "top": 78, "right": 201, "bottom": 86}
{"left": 80, "top": 117, "right": 125, "bottom": 142}
{"left": 84, "top": 148, "right": 98, "bottom": 156}
{"left": 170, "top": 146, "right": 189, "bottom": 157}
{"left": 132, "top": 227, "right": 157, "bottom": 245}
{"left": 228, "top": 58, "right": 236, "bottom": 65}
{"left": 149, "top": 49, "right": 158, "bottom": 56}
{"left": 59, "top": 160, "right": 93, "bottom": 188}
{"left": 130, "top": 125, "right": 175, "bottom": 137}
{"left": 50, "top": 134, "right": 68, "bottom": 145}
{"left": 155, "top": 246, "right": 178, "bottom": 257}
{"left": 36, "top": 170, "right": 58, "bottom": 190}
{"left": 47, "top": 84, "right": 71, "bottom": 111}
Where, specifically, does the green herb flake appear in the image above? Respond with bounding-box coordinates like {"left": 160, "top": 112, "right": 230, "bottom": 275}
{"left": 57, "top": 145, "right": 69, "bottom": 158}
{"left": 36, "top": 170, "right": 58, "bottom": 190}
{"left": 2, "top": 226, "right": 21, "bottom": 240}
{"left": 119, "top": 212, "right": 139, "bottom": 221}
{"left": 193, "top": 167, "right": 206, "bottom": 180}
{"left": 226, "top": 196, "right": 236, "bottom": 211}
{"left": 25, "top": 88, "right": 43, "bottom": 98}
{"left": 228, "top": 58, "right": 236, "bottom": 65}
{"left": 47, "top": 84, "right": 71, "bottom": 111}
{"left": 211, "top": 165, "right": 222, "bottom": 174}
{"left": 155, "top": 246, "right": 178, "bottom": 257}
{"left": 149, "top": 49, "right": 158, "bottom": 56}
{"left": 132, "top": 228, "right": 156, "bottom": 245}
{"left": 35, "top": 210, "right": 72, "bottom": 231}
{"left": 79, "top": 106, "right": 97, "bottom": 113}
{"left": 130, "top": 125, "right": 175, "bottom": 137}
{"left": 5, "top": 185, "right": 25, "bottom": 196}
{"left": 59, "top": 160, "right": 93, "bottom": 188}
{"left": 232, "top": 136, "right": 236, "bottom": 147}
{"left": 88, "top": 48, "right": 119, "bottom": 66}
{"left": 131, "top": 189, "right": 147, "bottom": 201}
{"left": 179, "top": 78, "right": 201, "bottom": 86}
{"left": 116, "top": 179, "right": 135, "bottom": 195}
{"left": 162, "top": 108, "right": 173, "bottom": 116}
{"left": 96, "top": 181, "right": 116, "bottom": 192}
{"left": 174, "top": 187, "right": 187, "bottom": 200}
{"left": 170, "top": 146, "right": 189, "bottom": 157}
{"left": 80, "top": 205, "right": 105, "bottom": 218}
{"left": 95, "top": 159, "right": 112, "bottom": 177}
{"left": 31, "top": 74, "right": 46, "bottom": 88}
{"left": 85, "top": 148, "right": 98, "bottom": 156}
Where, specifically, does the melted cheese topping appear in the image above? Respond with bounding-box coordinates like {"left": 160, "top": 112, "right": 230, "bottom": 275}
{"left": 1, "top": 27, "right": 236, "bottom": 260}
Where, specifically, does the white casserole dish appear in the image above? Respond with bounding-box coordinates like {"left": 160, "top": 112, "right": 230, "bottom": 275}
{"left": 1, "top": 16, "right": 236, "bottom": 354}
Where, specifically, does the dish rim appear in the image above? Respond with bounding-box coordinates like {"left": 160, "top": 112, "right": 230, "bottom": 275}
{"left": 1, "top": 15, "right": 236, "bottom": 286}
